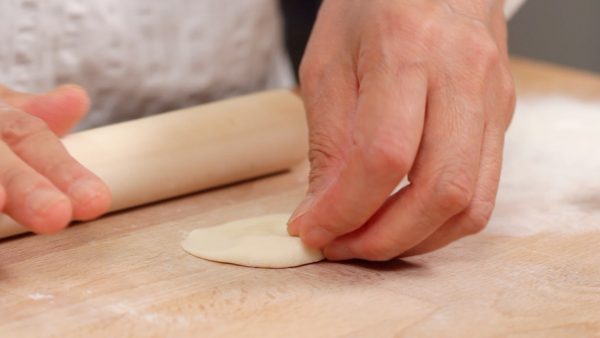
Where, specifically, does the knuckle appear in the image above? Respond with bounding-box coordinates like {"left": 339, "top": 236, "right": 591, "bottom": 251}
{"left": 44, "top": 160, "right": 82, "bottom": 183}
{"left": 308, "top": 129, "right": 344, "bottom": 170}
{"left": 362, "top": 137, "right": 412, "bottom": 174}
{"left": 405, "top": 2, "right": 444, "bottom": 38}
{"left": 503, "top": 92, "right": 517, "bottom": 127}
{"left": 461, "top": 28, "right": 500, "bottom": 71}
{"left": 477, "top": 39, "right": 500, "bottom": 63}
{"left": 0, "top": 112, "right": 47, "bottom": 146}
{"left": 434, "top": 169, "right": 474, "bottom": 213}
{"left": 491, "top": 68, "right": 516, "bottom": 127}
{"left": 500, "top": 71, "right": 517, "bottom": 110}
{"left": 385, "top": 8, "right": 443, "bottom": 52}
{"left": 414, "top": 15, "right": 444, "bottom": 48}
{"left": 461, "top": 201, "right": 495, "bottom": 235}
{"left": 372, "top": 3, "right": 444, "bottom": 60}
{"left": 307, "top": 129, "right": 345, "bottom": 188}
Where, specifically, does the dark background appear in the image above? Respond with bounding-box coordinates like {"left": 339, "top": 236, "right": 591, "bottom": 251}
{"left": 279, "top": 0, "right": 322, "bottom": 75}
{"left": 280, "top": 0, "right": 600, "bottom": 77}
{"left": 508, "top": 0, "right": 600, "bottom": 73}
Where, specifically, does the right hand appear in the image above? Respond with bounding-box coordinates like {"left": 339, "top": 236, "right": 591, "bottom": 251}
{"left": 288, "top": 0, "right": 515, "bottom": 260}
{"left": 0, "top": 84, "right": 111, "bottom": 234}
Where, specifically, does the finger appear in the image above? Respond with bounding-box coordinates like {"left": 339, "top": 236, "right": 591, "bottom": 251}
{"left": 401, "top": 60, "right": 516, "bottom": 256}
{"left": 401, "top": 127, "right": 505, "bottom": 256}
{"left": 286, "top": 57, "right": 358, "bottom": 235}
{"left": 0, "top": 141, "right": 72, "bottom": 234}
{"left": 324, "top": 82, "right": 484, "bottom": 261}
{"left": 0, "top": 109, "right": 111, "bottom": 221}
{"left": 0, "top": 84, "right": 89, "bottom": 136}
{"left": 289, "top": 66, "right": 427, "bottom": 248}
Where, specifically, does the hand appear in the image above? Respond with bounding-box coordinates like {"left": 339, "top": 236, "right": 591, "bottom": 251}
{"left": 288, "top": 0, "right": 516, "bottom": 260}
{"left": 0, "top": 85, "right": 111, "bottom": 234}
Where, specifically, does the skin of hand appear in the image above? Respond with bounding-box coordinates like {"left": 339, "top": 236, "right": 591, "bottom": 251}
{"left": 0, "top": 85, "right": 111, "bottom": 234}
{"left": 288, "top": 0, "right": 516, "bottom": 260}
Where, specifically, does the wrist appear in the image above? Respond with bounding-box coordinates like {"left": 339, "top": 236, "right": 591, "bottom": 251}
{"left": 445, "top": 0, "right": 505, "bottom": 21}
{"left": 446, "top": 0, "right": 508, "bottom": 49}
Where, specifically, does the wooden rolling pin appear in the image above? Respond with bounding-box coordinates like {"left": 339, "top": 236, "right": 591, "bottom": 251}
{"left": 0, "top": 90, "right": 307, "bottom": 239}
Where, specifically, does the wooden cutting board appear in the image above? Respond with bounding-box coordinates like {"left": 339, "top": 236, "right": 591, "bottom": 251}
{"left": 0, "top": 58, "right": 599, "bottom": 337}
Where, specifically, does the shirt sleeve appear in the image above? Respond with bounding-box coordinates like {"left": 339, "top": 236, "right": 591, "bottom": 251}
{"left": 505, "top": 0, "right": 528, "bottom": 19}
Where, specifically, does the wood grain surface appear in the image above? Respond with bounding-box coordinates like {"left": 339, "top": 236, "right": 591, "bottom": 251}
{"left": 1, "top": 57, "right": 599, "bottom": 337}
{"left": 0, "top": 90, "right": 308, "bottom": 238}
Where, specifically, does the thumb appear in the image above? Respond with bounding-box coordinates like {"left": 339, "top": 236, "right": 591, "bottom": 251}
{"left": 1, "top": 84, "right": 90, "bottom": 136}
{"left": 286, "top": 71, "right": 358, "bottom": 240}
{"left": 288, "top": 66, "right": 427, "bottom": 249}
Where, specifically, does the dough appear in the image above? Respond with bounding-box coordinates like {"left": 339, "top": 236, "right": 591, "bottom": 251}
{"left": 181, "top": 214, "right": 324, "bottom": 268}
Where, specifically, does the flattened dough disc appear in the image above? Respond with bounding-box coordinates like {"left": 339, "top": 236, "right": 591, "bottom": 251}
{"left": 181, "top": 214, "right": 324, "bottom": 268}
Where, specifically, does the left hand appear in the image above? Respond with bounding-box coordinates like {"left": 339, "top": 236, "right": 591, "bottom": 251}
{"left": 287, "top": 0, "right": 516, "bottom": 260}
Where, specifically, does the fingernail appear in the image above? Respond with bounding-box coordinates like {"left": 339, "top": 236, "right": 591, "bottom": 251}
{"left": 287, "top": 194, "right": 315, "bottom": 226}
{"left": 68, "top": 179, "right": 101, "bottom": 206}
{"left": 27, "top": 189, "right": 67, "bottom": 215}
{"left": 324, "top": 243, "right": 354, "bottom": 261}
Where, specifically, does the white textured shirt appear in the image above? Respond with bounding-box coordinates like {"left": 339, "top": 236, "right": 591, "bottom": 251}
{"left": 0, "top": 0, "right": 294, "bottom": 129}
{"left": 0, "top": 0, "right": 525, "bottom": 130}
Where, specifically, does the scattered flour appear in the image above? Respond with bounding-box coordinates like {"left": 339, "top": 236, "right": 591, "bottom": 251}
{"left": 28, "top": 293, "right": 55, "bottom": 301}
{"left": 485, "top": 96, "right": 600, "bottom": 236}
{"left": 107, "top": 301, "right": 197, "bottom": 326}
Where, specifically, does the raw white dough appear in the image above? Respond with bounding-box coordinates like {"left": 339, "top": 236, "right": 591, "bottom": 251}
{"left": 181, "top": 214, "right": 324, "bottom": 268}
